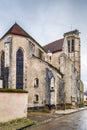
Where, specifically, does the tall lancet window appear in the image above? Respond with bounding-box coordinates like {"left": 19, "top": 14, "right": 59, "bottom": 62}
{"left": 68, "top": 40, "right": 70, "bottom": 52}
{"left": 1, "top": 51, "right": 5, "bottom": 78}
{"left": 16, "top": 49, "right": 23, "bottom": 89}
{"left": 1, "top": 51, "right": 5, "bottom": 87}
{"left": 72, "top": 39, "right": 75, "bottom": 52}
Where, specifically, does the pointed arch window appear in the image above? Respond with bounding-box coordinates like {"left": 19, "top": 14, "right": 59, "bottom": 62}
{"left": 1, "top": 51, "right": 5, "bottom": 78}
{"left": 1, "top": 51, "right": 5, "bottom": 87}
{"left": 16, "top": 49, "right": 23, "bottom": 89}
{"left": 72, "top": 39, "right": 75, "bottom": 51}
{"left": 68, "top": 40, "right": 70, "bottom": 52}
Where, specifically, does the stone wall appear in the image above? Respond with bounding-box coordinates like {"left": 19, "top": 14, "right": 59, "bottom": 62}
{"left": 27, "top": 56, "right": 62, "bottom": 108}
{"left": 0, "top": 91, "right": 28, "bottom": 122}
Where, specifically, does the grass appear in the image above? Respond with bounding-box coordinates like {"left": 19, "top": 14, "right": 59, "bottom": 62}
{"left": 0, "top": 88, "right": 28, "bottom": 93}
{"left": 0, "top": 118, "right": 35, "bottom": 130}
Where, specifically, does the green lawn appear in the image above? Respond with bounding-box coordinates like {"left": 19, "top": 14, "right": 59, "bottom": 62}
{"left": 0, "top": 118, "right": 35, "bottom": 130}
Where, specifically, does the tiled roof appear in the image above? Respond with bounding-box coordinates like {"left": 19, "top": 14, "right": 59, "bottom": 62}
{"left": 1, "top": 23, "right": 31, "bottom": 38}
{"left": 43, "top": 38, "right": 64, "bottom": 53}
{"left": 1, "top": 23, "right": 46, "bottom": 52}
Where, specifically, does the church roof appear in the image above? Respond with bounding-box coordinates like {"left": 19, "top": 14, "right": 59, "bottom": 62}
{"left": 1, "top": 23, "right": 34, "bottom": 39}
{"left": 1, "top": 23, "right": 46, "bottom": 52}
{"left": 43, "top": 38, "right": 64, "bottom": 53}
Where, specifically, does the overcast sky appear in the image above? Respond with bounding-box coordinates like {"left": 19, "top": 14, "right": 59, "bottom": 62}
{"left": 0, "top": 0, "right": 87, "bottom": 90}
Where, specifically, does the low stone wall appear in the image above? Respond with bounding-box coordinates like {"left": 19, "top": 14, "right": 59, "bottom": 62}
{"left": 0, "top": 90, "right": 28, "bottom": 122}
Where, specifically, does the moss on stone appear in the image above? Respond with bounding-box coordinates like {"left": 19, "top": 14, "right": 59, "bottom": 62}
{"left": 0, "top": 88, "right": 28, "bottom": 93}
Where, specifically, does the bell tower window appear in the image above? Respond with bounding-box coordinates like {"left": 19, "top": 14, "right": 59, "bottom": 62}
{"left": 68, "top": 39, "right": 75, "bottom": 52}
{"left": 72, "top": 39, "right": 75, "bottom": 52}
{"left": 68, "top": 40, "right": 70, "bottom": 52}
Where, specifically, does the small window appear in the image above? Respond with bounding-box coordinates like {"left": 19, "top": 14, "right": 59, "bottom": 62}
{"left": 68, "top": 40, "right": 70, "bottom": 52}
{"left": 72, "top": 39, "right": 75, "bottom": 52}
{"left": 34, "top": 94, "right": 39, "bottom": 103}
{"left": 5, "top": 37, "right": 12, "bottom": 44}
{"left": 34, "top": 78, "right": 39, "bottom": 87}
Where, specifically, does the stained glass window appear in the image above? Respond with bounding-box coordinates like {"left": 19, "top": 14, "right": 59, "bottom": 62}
{"left": 16, "top": 49, "right": 23, "bottom": 89}
{"left": 1, "top": 51, "right": 5, "bottom": 78}
{"left": 1, "top": 51, "right": 5, "bottom": 88}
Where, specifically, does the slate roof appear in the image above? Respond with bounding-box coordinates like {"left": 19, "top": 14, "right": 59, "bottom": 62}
{"left": 43, "top": 38, "right": 64, "bottom": 53}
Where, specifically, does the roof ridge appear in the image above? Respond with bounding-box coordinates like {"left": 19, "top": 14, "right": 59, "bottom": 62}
{"left": 43, "top": 38, "right": 64, "bottom": 53}
{"left": 43, "top": 38, "right": 64, "bottom": 47}
{"left": 1, "top": 23, "right": 30, "bottom": 38}
{"left": 0, "top": 23, "right": 47, "bottom": 53}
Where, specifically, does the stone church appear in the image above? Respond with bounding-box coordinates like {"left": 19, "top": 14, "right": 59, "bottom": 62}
{"left": 0, "top": 23, "right": 84, "bottom": 109}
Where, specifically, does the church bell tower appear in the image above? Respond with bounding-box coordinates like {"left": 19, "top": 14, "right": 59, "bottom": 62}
{"left": 64, "top": 29, "right": 80, "bottom": 78}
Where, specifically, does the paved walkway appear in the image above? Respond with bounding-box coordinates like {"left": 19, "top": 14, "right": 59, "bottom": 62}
{"left": 28, "top": 107, "right": 87, "bottom": 124}
{"left": 28, "top": 109, "right": 87, "bottom": 130}
{"left": 28, "top": 112, "right": 62, "bottom": 123}
{"left": 55, "top": 107, "right": 87, "bottom": 115}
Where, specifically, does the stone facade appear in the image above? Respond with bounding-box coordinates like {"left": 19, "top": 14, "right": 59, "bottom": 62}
{"left": 44, "top": 30, "right": 84, "bottom": 108}
{"left": 0, "top": 23, "right": 84, "bottom": 110}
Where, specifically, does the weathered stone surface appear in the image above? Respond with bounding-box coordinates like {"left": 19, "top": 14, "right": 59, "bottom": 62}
{"left": 0, "top": 24, "right": 84, "bottom": 112}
